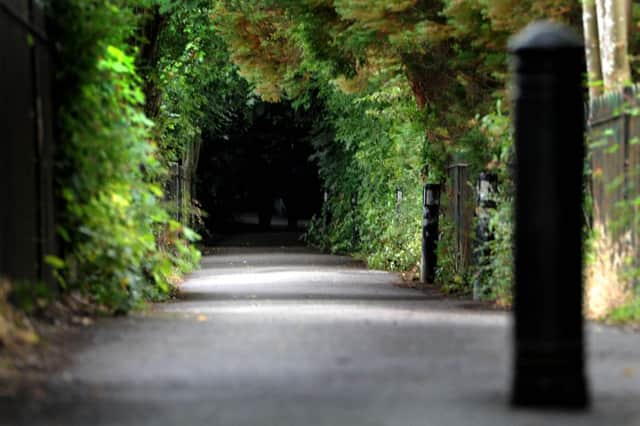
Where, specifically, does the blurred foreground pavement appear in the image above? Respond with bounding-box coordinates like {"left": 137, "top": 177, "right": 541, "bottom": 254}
{"left": 2, "top": 233, "right": 639, "bottom": 426}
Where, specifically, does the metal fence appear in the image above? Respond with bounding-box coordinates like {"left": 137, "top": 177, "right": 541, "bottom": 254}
{"left": 588, "top": 85, "right": 640, "bottom": 255}
{"left": 0, "top": 0, "right": 57, "bottom": 285}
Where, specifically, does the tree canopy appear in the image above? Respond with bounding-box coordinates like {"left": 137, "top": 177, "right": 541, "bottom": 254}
{"left": 212, "top": 0, "right": 578, "bottom": 174}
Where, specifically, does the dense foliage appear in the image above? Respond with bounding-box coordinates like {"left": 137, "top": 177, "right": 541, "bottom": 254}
{"left": 305, "top": 82, "right": 424, "bottom": 271}
{"left": 151, "top": 0, "right": 250, "bottom": 223}
{"left": 45, "top": 0, "right": 248, "bottom": 312}
{"left": 47, "top": 0, "right": 200, "bottom": 312}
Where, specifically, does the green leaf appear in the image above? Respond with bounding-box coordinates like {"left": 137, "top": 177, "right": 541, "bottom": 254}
{"left": 605, "top": 143, "right": 620, "bottom": 154}
{"left": 44, "top": 255, "right": 65, "bottom": 269}
{"left": 183, "top": 226, "right": 201, "bottom": 242}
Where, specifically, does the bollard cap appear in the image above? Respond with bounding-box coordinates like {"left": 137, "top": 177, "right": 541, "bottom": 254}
{"left": 509, "top": 20, "right": 583, "bottom": 53}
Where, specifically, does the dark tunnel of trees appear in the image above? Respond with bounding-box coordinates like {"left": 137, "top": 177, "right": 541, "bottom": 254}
{"left": 4, "top": 0, "right": 639, "bottom": 322}
{"left": 196, "top": 101, "right": 322, "bottom": 240}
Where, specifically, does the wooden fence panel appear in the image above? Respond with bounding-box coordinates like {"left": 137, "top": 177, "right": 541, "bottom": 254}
{"left": 628, "top": 90, "right": 640, "bottom": 255}
{"left": 35, "top": 13, "right": 57, "bottom": 285}
{"left": 0, "top": 0, "right": 56, "bottom": 285}
{"left": 1, "top": 0, "right": 39, "bottom": 282}
{"left": 446, "top": 164, "right": 475, "bottom": 275}
{"left": 589, "top": 91, "right": 627, "bottom": 236}
{"left": 588, "top": 85, "right": 640, "bottom": 278}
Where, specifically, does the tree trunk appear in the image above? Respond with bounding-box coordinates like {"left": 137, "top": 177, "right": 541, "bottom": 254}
{"left": 137, "top": 7, "right": 167, "bottom": 118}
{"left": 582, "top": 0, "right": 603, "bottom": 100}
{"left": 595, "top": 0, "right": 631, "bottom": 92}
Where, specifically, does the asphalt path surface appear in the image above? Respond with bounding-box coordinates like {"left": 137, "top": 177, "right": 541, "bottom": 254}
{"left": 2, "top": 232, "right": 640, "bottom": 425}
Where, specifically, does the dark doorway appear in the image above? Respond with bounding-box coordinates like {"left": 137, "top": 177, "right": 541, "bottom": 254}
{"left": 196, "top": 100, "right": 322, "bottom": 242}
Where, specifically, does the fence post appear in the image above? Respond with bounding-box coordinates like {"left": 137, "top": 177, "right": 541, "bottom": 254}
{"left": 623, "top": 86, "right": 633, "bottom": 205}
{"left": 323, "top": 190, "right": 331, "bottom": 230}
{"left": 421, "top": 183, "right": 441, "bottom": 283}
{"left": 473, "top": 171, "right": 497, "bottom": 300}
{"left": 351, "top": 193, "right": 358, "bottom": 249}
{"left": 509, "top": 21, "right": 588, "bottom": 408}
{"left": 447, "top": 163, "right": 473, "bottom": 275}
{"left": 395, "top": 186, "right": 403, "bottom": 216}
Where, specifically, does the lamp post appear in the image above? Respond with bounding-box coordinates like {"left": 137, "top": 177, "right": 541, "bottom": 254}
{"left": 421, "top": 183, "right": 441, "bottom": 283}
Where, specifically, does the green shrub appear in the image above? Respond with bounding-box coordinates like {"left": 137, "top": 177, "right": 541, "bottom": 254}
{"left": 305, "top": 82, "right": 424, "bottom": 272}
{"left": 50, "top": 1, "right": 200, "bottom": 312}
{"left": 608, "top": 298, "right": 640, "bottom": 324}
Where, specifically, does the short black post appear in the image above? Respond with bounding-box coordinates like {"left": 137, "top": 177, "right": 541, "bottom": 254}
{"left": 509, "top": 21, "right": 588, "bottom": 408}
{"left": 473, "top": 171, "right": 498, "bottom": 301}
{"left": 421, "top": 183, "right": 441, "bottom": 283}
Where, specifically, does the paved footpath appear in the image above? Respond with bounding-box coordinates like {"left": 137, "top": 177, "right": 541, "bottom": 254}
{"left": 2, "top": 234, "right": 640, "bottom": 425}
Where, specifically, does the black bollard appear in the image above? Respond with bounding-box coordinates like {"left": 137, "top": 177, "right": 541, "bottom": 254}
{"left": 509, "top": 21, "right": 588, "bottom": 408}
{"left": 421, "top": 183, "right": 441, "bottom": 283}
{"left": 473, "top": 171, "right": 498, "bottom": 300}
